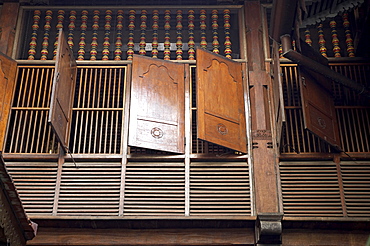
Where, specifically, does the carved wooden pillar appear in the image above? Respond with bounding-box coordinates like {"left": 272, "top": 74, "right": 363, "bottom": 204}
{"left": 244, "top": 1, "right": 282, "bottom": 245}
{"left": 0, "top": 2, "right": 20, "bottom": 56}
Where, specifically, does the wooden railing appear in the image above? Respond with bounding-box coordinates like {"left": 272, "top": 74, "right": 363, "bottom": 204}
{"left": 19, "top": 7, "right": 241, "bottom": 61}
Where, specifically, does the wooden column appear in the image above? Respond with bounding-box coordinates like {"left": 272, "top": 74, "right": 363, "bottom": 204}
{"left": 245, "top": 1, "right": 282, "bottom": 244}
{"left": 0, "top": 2, "right": 20, "bottom": 56}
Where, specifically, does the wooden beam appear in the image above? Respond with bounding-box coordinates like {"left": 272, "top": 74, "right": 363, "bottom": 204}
{"left": 245, "top": 1, "right": 280, "bottom": 214}
{"left": 0, "top": 2, "right": 20, "bottom": 56}
{"left": 27, "top": 228, "right": 255, "bottom": 245}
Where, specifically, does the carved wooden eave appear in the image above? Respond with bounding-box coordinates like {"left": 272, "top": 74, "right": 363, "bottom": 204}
{"left": 0, "top": 153, "right": 37, "bottom": 245}
{"left": 270, "top": 0, "right": 365, "bottom": 43}
{"left": 301, "top": 0, "right": 365, "bottom": 27}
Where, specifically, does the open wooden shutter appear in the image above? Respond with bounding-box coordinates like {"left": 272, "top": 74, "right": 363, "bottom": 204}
{"left": 0, "top": 52, "right": 17, "bottom": 152}
{"left": 299, "top": 67, "right": 341, "bottom": 149}
{"left": 128, "top": 55, "right": 185, "bottom": 153}
{"left": 271, "top": 41, "right": 286, "bottom": 150}
{"left": 299, "top": 41, "right": 341, "bottom": 149}
{"left": 48, "top": 29, "right": 77, "bottom": 152}
{"left": 196, "top": 49, "right": 247, "bottom": 153}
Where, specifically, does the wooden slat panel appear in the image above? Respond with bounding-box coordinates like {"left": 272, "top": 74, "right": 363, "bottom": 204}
{"left": 280, "top": 161, "right": 343, "bottom": 217}
{"left": 281, "top": 63, "right": 370, "bottom": 154}
{"left": 124, "top": 162, "right": 185, "bottom": 215}
{"left": 5, "top": 66, "right": 58, "bottom": 154}
{"left": 6, "top": 161, "right": 58, "bottom": 215}
{"left": 70, "top": 67, "right": 125, "bottom": 154}
{"left": 337, "top": 107, "right": 370, "bottom": 153}
{"left": 341, "top": 161, "right": 370, "bottom": 217}
{"left": 57, "top": 162, "right": 121, "bottom": 216}
{"left": 190, "top": 162, "right": 250, "bottom": 216}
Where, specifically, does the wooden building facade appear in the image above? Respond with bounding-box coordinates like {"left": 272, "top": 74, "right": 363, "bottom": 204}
{"left": 0, "top": 0, "right": 369, "bottom": 245}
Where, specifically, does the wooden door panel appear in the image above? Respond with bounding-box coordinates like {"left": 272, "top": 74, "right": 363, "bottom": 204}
{"left": 196, "top": 49, "right": 247, "bottom": 153}
{"left": 49, "top": 29, "right": 77, "bottom": 151}
{"left": 300, "top": 67, "right": 341, "bottom": 149}
{"left": 299, "top": 41, "right": 341, "bottom": 149}
{"left": 129, "top": 55, "right": 185, "bottom": 153}
{"left": 0, "top": 52, "right": 17, "bottom": 152}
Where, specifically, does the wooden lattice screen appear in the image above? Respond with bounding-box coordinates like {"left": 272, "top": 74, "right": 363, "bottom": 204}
{"left": 281, "top": 63, "right": 370, "bottom": 154}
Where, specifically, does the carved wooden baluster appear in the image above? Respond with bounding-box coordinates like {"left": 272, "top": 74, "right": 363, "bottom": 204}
{"left": 152, "top": 10, "right": 159, "bottom": 58}
{"left": 53, "top": 10, "right": 65, "bottom": 60}
{"left": 279, "top": 44, "right": 283, "bottom": 58}
{"left": 304, "top": 29, "right": 312, "bottom": 46}
{"left": 330, "top": 20, "right": 341, "bottom": 57}
{"left": 188, "top": 10, "right": 195, "bottom": 60}
{"left": 28, "top": 10, "right": 41, "bottom": 60}
{"left": 102, "top": 10, "right": 112, "bottom": 60}
{"left": 317, "top": 23, "right": 327, "bottom": 57}
{"left": 223, "top": 9, "right": 232, "bottom": 59}
{"left": 164, "top": 9, "right": 171, "bottom": 60}
{"left": 78, "top": 10, "right": 88, "bottom": 60}
{"left": 176, "top": 10, "right": 183, "bottom": 60}
{"left": 139, "top": 10, "right": 147, "bottom": 56}
{"left": 200, "top": 9, "right": 207, "bottom": 50}
{"left": 40, "top": 10, "right": 52, "bottom": 60}
{"left": 90, "top": 10, "right": 100, "bottom": 60}
{"left": 212, "top": 9, "right": 219, "bottom": 54}
{"left": 68, "top": 10, "right": 76, "bottom": 50}
{"left": 114, "top": 10, "right": 124, "bottom": 60}
{"left": 127, "top": 10, "right": 135, "bottom": 60}
{"left": 343, "top": 12, "right": 355, "bottom": 57}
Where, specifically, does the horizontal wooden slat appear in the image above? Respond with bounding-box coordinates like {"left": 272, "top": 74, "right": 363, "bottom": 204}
{"left": 57, "top": 162, "right": 121, "bottom": 216}
{"left": 124, "top": 162, "right": 185, "bottom": 216}
{"left": 341, "top": 162, "right": 370, "bottom": 217}
{"left": 6, "top": 161, "right": 58, "bottom": 215}
{"left": 280, "top": 161, "right": 344, "bottom": 217}
{"left": 190, "top": 162, "right": 250, "bottom": 216}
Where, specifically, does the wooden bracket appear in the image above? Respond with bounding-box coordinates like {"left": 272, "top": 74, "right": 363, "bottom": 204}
{"left": 255, "top": 213, "right": 283, "bottom": 245}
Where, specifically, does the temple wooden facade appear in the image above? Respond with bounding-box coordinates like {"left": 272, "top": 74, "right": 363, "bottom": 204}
{"left": 0, "top": 0, "right": 369, "bottom": 245}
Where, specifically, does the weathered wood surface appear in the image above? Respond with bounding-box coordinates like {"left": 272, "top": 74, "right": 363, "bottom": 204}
{"left": 27, "top": 228, "right": 254, "bottom": 245}
{"left": 0, "top": 52, "right": 17, "bottom": 152}
{"left": 245, "top": 1, "right": 279, "bottom": 214}
{"left": 0, "top": 2, "right": 19, "bottom": 56}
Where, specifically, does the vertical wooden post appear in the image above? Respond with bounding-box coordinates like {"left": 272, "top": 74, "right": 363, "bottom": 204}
{"left": 0, "top": 2, "right": 20, "bottom": 57}
{"left": 244, "top": 1, "right": 282, "bottom": 244}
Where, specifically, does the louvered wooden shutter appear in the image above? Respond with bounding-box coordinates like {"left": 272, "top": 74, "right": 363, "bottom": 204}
{"left": 129, "top": 55, "right": 185, "bottom": 153}
{"left": 0, "top": 52, "right": 17, "bottom": 152}
{"left": 196, "top": 49, "right": 247, "bottom": 153}
{"left": 49, "top": 29, "right": 77, "bottom": 152}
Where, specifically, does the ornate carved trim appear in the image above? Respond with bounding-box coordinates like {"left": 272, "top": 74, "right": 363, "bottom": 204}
{"left": 252, "top": 130, "right": 272, "bottom": 140}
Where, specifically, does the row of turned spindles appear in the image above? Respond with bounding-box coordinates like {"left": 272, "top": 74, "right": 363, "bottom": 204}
{"left": 28, "top": 9, "right": 233, "bottom": 61}
{"left": 279, "top": 12, "right": 355, "bottom": 58}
